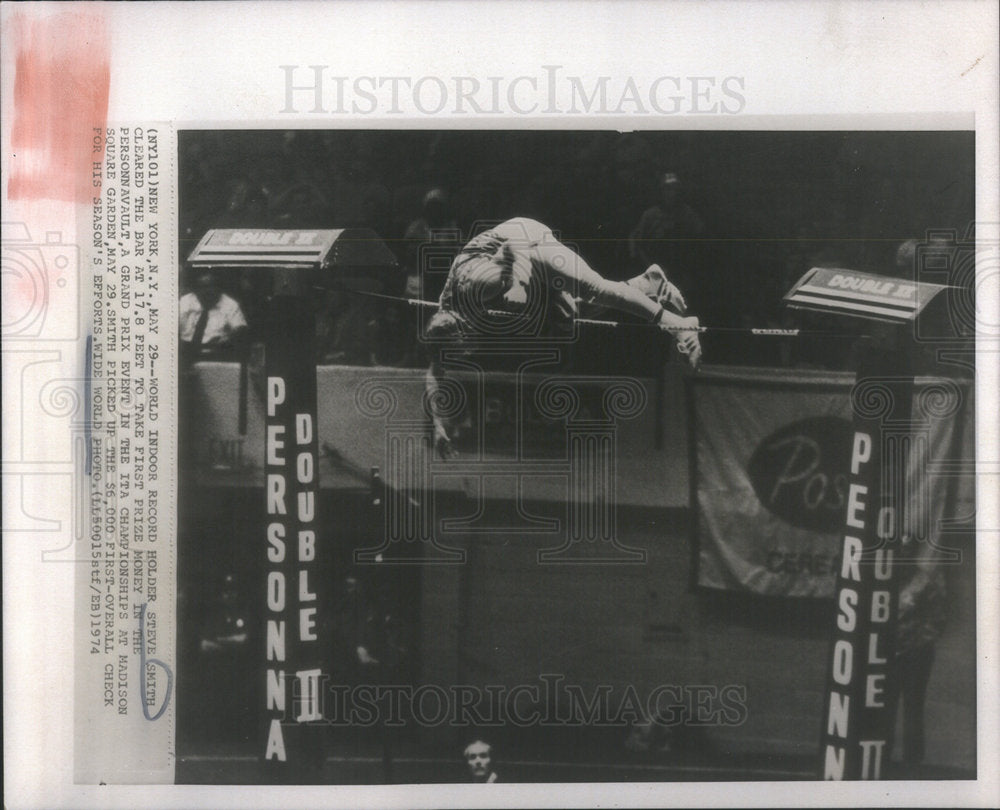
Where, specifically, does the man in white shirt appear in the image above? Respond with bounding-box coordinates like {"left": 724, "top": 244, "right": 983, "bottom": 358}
{"left": 179, "top": 270, "right": 248, "bottom": 360}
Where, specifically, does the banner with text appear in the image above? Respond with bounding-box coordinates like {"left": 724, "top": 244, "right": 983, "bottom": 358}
{"left": 692, "top": 367, "right": 971, "bottom": 597}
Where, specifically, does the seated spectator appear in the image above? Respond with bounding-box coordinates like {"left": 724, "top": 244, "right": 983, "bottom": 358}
{"left": 463, "top": 739, "right": 499, "bottom": 783}
{"left": 629, "top": 171, "right": 706, "bottom": 294}
{"left": 198, "top": 573, "right": 249, "bottom": 653}
{"left": 268, "top": 181, "right": 332, "bottom": 228}
{"left": 370, "top": 300, "right": 416, "bottom": 367}
{"left": 403, "top": 188, "right": 461, "bottom": 302}
{"left": 213, "top": 177, "right": 268, "bottom": 228}
{"left": 179, "top": 270, "right": 249, "bottom": 362}
{"left": 314, "top": 288, "right": 375, "bottom": 366}
{"left": 330, "top": 141, "right": 391, "bottom": 232}
{"left": 890, "top": 538, "right": 948, "bottom": 774}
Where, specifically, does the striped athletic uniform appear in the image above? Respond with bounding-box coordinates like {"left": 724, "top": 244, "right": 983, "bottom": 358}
{"left": 439, "top": 218, "right": 652, "bottom": 334}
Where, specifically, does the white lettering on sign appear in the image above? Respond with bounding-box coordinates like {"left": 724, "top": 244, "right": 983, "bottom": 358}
{"left": 295, "top": 669, "right": 323, "bottom": 722}
{"left": 865, "top": 673, "right": 885, "bottom": 708}
{"left": 851, "top": 433, "right": 871, "bottom": 474}
{"left": 765, "top": 434, "right": 848, "bottom": 513}
{"left": 876, "top": 506, "right": 895, "bottom": 540}
{"left": 833, "top": 639, "right": 853, "bottom": 686}
{"left": 841, "top": 536, "right": 863, "bottom": 582}
{"left": 298, "top": 570, "right": 316, "bottom": 602}
{"left": 265, "top": 718, "right": 287, "bottom": 761}
{"left": 267, "top": 571, "right": 286, "bottom": 611}
{"left": 267, "top": 522, "right": 286, "bottom": 563}
{"left": 296, "top": 413, "right": 313, "bottom": 444}
{"left": 822, "top": 420, "right": 899, "bottom": 778}
{"left": 264, "top": 374, "right": 326, "bottom": 762}
{"left": 871, "top": 590, "right": 891, "bottom": 623}
{"left": 873, "top": 549, "right": 893, "bottom": 580}
{"left": 267, "top": 425, "right": 286, "bottom": 465}
{"left": 859, "top": 739, "right": 885, "bottom": 779}
{"left": 299, "top": 607, "right": 317, "bottom": 641}
{"left": 827, "top": 692, "right": 850, "bottom": 738}
{"left": 267, "top": 475, "right": 287, "bottom": 515}
{"left": 837, "top": 589, "right": 858, "bottom": 632}
{"left": 827, "top": 274, "right": 897, "bottom": 296}
{"left": 267, "top": 620, "right": 285, "bottom": 661}
{"left": 867, "top": 632, "right": 887, "bottom": 665}
{"left": 225, "top": 231, "right": 321, "bottom": 246}
{"left": 298, "top": 529, "right": 315, "bottom": 561}
{"left": 846, "top": 484, "right": 868, "bottom": 528}
{"left": 267, "top": 669, "right": 285, "bottom": 711}
{"left": 824, "top": 744, "right": 846, "bottom": 779}
{"left": 267, "top": 377, "right": 286, "bottom": 417}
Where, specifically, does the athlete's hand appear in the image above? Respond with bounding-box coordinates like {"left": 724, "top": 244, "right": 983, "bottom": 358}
{"left": 434, "top": 423, "right": 458, "bottom": 460}
{"left": 674, "top": 317, "right": 702, "bottom": 370}
{"left": 656, "top": 313, "right": 702, "bottom": 370}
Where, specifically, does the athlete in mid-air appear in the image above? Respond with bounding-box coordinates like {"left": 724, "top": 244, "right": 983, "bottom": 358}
{"left": 424, "top": 217, "right": 702, "bottom": 458}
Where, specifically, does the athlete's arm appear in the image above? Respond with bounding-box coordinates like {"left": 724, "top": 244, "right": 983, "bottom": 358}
{"left": 425, "top": 361, "right": 457, "bottom": 459}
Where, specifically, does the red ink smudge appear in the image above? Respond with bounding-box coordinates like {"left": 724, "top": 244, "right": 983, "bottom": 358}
{"left": 8, "top": 11, "right": 110, "bottom": 203}
{"left": 0, "top": 225, "right": 49, "bottom": 334}
{"left": 1, "top": 258, "right": 48, "bottom": 332}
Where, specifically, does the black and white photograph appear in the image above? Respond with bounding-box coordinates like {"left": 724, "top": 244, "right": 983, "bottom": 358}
{"left": 2, "top": 2, "right": 997, "bottom": 808}
{"left": 174, "top": 128, "right": 977, "bottom": 784}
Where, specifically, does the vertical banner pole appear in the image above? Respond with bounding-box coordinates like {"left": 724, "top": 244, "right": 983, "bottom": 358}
{"left": 821, "top": 329, "right": 912, "bottom": 779}
{"left": 262, "top": 278, "right": 326, "bottom": 782}
{"left": 185, "top": 229, "right": 400, "bottom": 782}
{"left": 783, "top": 266, "right": 949, "bottom": 780}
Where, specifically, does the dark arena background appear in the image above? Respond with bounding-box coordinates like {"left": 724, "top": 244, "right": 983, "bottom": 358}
{"left": 175, "top": 129, "right": 976, "bottom": 783}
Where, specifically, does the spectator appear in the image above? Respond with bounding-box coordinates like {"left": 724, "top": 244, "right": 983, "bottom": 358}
{"left": 213, "top": 177, "right": 268, "bottom": 228}
{"left": 268, "top": 180, "right": 332, "bottom": 229}
{"left": 330, "top": 138, "right": 391, "bottom": 231}
{"left": 327, "top": 570, "right": 409, "bottom": 684}
{"left": 192, "top": 573, "right": 254, "bottom": 741}
{"left": 370, "top": 300, "right": 414, "bottom": 367}
{"left": 179, "top": 270, "right": 249, "bottom": 363}
{"left": 403, "top": 188, "right": 461, "bottom": 302}
{"left": 314, "top": 288, "right": 375, "bottom": 366}
{"left": 629, "top": 171, "right": 706, "bottom": 294}
{"left": 463, "top": 739, "right": 498, "bottom": 783}
{"left": 612, "top": 134, "right": 656, "bottom": 236}
{"left": 198, "top": 573, "right": 249, "bottom": 653}
{"left": 890, "top": 538, "right": 948, "bottom": 773}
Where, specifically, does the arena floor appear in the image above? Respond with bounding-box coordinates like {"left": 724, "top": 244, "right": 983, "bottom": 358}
{"left": 176, "top": 734, "right": 974, "bottom": 784}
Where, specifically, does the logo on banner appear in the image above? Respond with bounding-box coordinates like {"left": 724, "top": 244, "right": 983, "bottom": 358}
{"left": 747, "top": 416, "right": 853, "bottom": 532}
{"left": 219, "top": 231, "right": 320, "bottom": 247}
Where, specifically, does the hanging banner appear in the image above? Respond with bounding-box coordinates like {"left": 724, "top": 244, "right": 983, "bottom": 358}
{"left": 692, "top": 367, "right": 855, "bottom": 596}
{"left": 690, "top": 367, "right": 971, "bottom": 598}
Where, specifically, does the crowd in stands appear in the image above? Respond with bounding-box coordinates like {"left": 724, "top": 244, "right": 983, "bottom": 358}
{"left": 179, "top": 130, "right": 974, "bottom": 371}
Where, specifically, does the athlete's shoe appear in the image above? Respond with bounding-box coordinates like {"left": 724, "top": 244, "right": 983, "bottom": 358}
{"left": 627, "top": 263, "right": 687, "bottom": 314}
